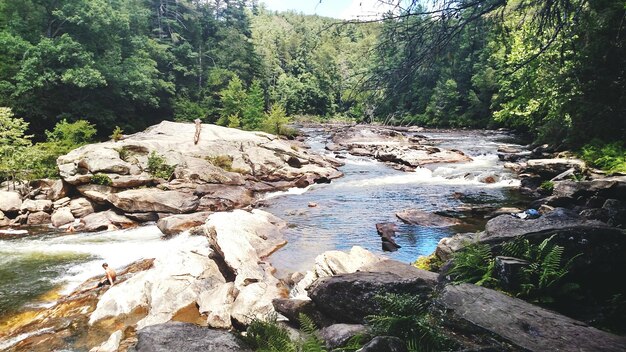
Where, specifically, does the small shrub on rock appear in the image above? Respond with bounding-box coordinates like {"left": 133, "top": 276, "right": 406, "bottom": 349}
{"left": 90, "top": 173, "right": 112, "bottom": 185}
{"left": 147, "top": 151, "right": 175, "bottom": 179}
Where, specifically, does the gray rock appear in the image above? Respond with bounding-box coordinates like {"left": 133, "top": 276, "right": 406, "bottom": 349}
{"left": 20, "top": 199, "right": 52, "bottom": 213}
{"left": 319, "top": 323, "right": 368, "bottom": 350}
{"left": 307, "top": 270, "right": 437, "bottom": 324}
{"left": 493, "top": 256, "right": 529, "bottom": 291}
{"left": 69, "top": 197, "right": 95, "bottom": 218}
{"left": 108, "top": 189, "right": 199, "bottom": 214}
{"left": 82, "top": 210, "right": 135, "bottom": 232}
{"left": 157, "top": 212, "right": 212, "bottom": 236}
{"left": 134, "top": 322, "right": 252, "bottom": 352}
{"left": 77, "top": 184, "right": 117, "bottom": 204}
{"left": 27, "top": 211, "right": 51, "bottom": 225}
{"left": 53, "top": 197, "right": 71, "bottom": 209}
{"left": 436, "top": 284, "right": 626, "bottom": 352}
{"left": 359, "top": 336, "right": 408, "bottom": 352}
{"left": 523, "top": 158, "right": 586, "bottom": 178}
{"left": 51, "top": 207, "right": 75, "bottom": 227}
{"left": 125, "top": 212, "right": 160, "bottom": 222}
{"left": 272, "top": 298, "right": 333, "bottom": 328}
{"left": 396, "top": 209, "right": 461, "bottom": 227}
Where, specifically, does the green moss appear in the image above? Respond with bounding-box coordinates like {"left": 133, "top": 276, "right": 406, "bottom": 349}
{"left": 540, "top": 180, "right": 554, "bottom": 193}
{"left": 413, "top": 254, "right": 443, "bottom": 272}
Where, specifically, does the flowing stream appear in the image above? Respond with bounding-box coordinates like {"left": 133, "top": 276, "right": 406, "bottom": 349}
{"left": 0, "top": 128, "right": 525, "bottom": 330}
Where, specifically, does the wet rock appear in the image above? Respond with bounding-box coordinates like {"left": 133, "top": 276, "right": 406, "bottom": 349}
{"left": 0, "top": 210, "right": 9, "bottom": 227}
{"left": 359, "top": 336, "right": 408, "bottom": 352}
{"left": 272, "top": 298, "right": 333, "bottom": 328}
{"left": 124, "top": 212, "right": 160, "bottom": 222}
{"left": 134, "top": 322, "right": 252, "bottom": 352}
{"left": 108, "top": 189, "right": 199, "bottom": 214}
{"left": 376, "top": 222, "right": 400, "bottom": 252}
{"left": 51, "top": 207, "right": 75, "bottom": 227}
{"left": 20, "top": 199, "right": 52, "bottom": 213}
{"left": 552, "top": 178, "right": 626, "bottom": 201}
{"left": 307, "top": 269, "right": 437, "bottom": 324}
{"left": 319, "top": 324, "right": 368, "bottom": 350}
{"left": 436, "top": 283, "right": 626, "bottom": 352}
{"left": 157, "top": 212, "right": 212, "bottom": 236}
{"left": 69, "top": 197, "right": 95, "bottom": 218}
{"left": 27, "top": 211, "right": 51, "bottom": 225}
{"left": 81, "top": 210, "right": 135, "bottom": 232}
{"left": 396, "top": 209, "right": 461, "bottom": 227}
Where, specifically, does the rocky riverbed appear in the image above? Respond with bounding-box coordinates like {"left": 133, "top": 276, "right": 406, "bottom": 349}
{"left": 1, "top": 123, "right": 625, "bottom": 351}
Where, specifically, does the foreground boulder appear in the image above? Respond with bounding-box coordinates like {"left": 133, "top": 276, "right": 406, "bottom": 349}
{"left": 108, "top": 189, "right": 199, "bottom": 214}
{"left": 157, "top": 211, "right": 212, "bottom": 236}
{"left": 437, "top": 283, "right": 626, "bottom": 352}
{"left": 134, "top": 322, "right": 252, "bottom": 352}
{"left": 307, "top": 268, "right": 437, "bottom": 324}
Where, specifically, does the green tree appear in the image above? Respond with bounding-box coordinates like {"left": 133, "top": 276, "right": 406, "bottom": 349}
{"left": 219, "top": 75, "right": 247, "bottom": 124}
{"left": 262, "top": 103, "right": 290, "bottom": 135}
{"left": 0, "top": 107, "right": 32, "bottom": 184}
{"left": 242, "top": 80, "right": 265, "bottom": 130}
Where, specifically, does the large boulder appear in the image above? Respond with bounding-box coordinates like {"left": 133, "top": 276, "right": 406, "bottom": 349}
{"left": 57, "top": 121, "right": 342, "bottom": 192}
{"left": 89, "top": 234, "right": 224, "bottom": 329}
{"left": 272, "top": 298, "right": 333, "bottom": 328}
{"left": 522, "top": 158, "right": 586, "bottom": 178}
{"left": 436, "top": 283, "right": 626, "bottom": 352}
{"left": 157, "top": 212, "right": 212, "bottom": 236}
{"left": 26, "top": 211, "right": 51, "bottom": 225}
{"left": 307, "top": 269, "right": 438, "bottom": 324}
{"left": 203, "top": 209, "right": 288, "bottom": 325}
{"left": 108, "top": 188, "right": 199, "bottom": 214}
{"left": 0, "top": 191, "right": 22, "bottom": 213}
{"left": 76, "top": 184, "right": 117, "bottom": 204}
{"left": 46, "top": 179, "right": 69, "bottom": 201}
{"left": 319, "top": 324, "right": 369, "bottom": 350}
{"left": 134, "top": 322, "right": 252, "bottom": 352}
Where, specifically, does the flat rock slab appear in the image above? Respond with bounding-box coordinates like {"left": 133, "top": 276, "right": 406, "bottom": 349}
{"left": 135, "top": 322, "right": 252, "bottom": 352}
{"left": 108, "top": 188, "right": 199, "bottom": 214}
{"left": 396, "top": 209, "right": 461, "bottom": 227}
{"left": 437, "top": 284, "right": 626, "bottom": 352}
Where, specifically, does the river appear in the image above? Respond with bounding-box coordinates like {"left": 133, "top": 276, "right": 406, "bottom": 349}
{"left": 0, "top": 127, "right": 525, "bottom": 332}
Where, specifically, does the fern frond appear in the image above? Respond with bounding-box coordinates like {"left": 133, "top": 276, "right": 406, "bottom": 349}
{"left": 298, "top": 313, "right": 327, "bottom": 352}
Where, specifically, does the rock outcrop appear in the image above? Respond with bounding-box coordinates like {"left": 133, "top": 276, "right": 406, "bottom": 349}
{"left": 134, "top": 322, "right": 252, "bottom": 352}
{"left": 329, "top": 125, "right": 471, "bottom": 169}
{"left": 437, "top": 283, "right": 626, "bottom": 352}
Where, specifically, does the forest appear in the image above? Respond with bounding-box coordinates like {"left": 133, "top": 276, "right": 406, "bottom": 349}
{"left": 0, "top": 0, "right": 625, "bottom": 179}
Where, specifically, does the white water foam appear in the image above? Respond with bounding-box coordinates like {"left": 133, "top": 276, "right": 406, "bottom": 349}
{"left": 0, "top": 226, "right": 207, "bottom": 295}
{"left": 262, "top": 185, "right": 313, "bottom": 200}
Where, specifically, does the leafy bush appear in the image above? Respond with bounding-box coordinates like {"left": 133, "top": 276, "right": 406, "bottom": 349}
{"left": 413, "top": 254, "right": 443, "bottom": 272}
{"left": 110, "top": 126, "right": 123, "bottom": 142}
{"left": 447, "top": 243, "right": 497, "bottom": 287}
{"left": 90, "top": 173, "right": 112, "bottom": 185}
{"left": 206, "top": 155, "right": 233, "bottom": 170}
{"left": 147, "top": 151, "right": 175, "bottom": 179}
{"left": 262, "top": 104, "right": 292, "bottom": 136}
{"left": 366, "top": 293, "right": 456, "bottom": 352}
{"left": 581, "top": 142, "right": 626, "bottom": 173}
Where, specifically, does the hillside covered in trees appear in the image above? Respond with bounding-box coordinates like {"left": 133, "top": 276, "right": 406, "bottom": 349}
{"left": 0, "top": 0, "right": 625, "bottom": 178}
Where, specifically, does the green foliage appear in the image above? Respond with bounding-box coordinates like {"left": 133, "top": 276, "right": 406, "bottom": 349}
{"left": 147, "top": 151, "right": 175, "bottom": 179}
{"left": 540, "top": 181, "right": 554, "bottom": 193}
{"left": 366, "top": 293, "right": 456, "bottom": 352}
{"left": 206, "top": 155, "right": 233, "bottom": 171}
{"left": 580, "top": 142, "right": 626, "bottom": 174}
{"left": 219, "top": 76, "right": 247, "bottom": 123}
{"left": 90, "top": 173, "right": 112, "bottom": 186}
{"left": 0, "top": 107, "right": 32, "bottom": 183}
{"left": 447, "top": 243, "right": 497, "bottom": 286}
{"left": 262, "top": 104, "right": 291, "bottom": 135}
{"left": 110, "top": 126, "right": 124, "bottom": 142}
{"left": 242, "top": 80, "right": 265, "bottom": 130}
{"left": 243, "top": 314, "right": 297, "bottom": 352}
{"left": 242, "top": 313, "right": 327, "bottom": 352}
{"left": 501, "top": 235, "right": 581, "bottom": 302}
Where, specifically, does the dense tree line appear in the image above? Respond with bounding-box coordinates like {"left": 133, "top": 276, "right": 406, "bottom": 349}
{"left": 0, "top": 0, "right": 624, "bottom": 160}
{"left": 367, "top": 0, "right": 626, "bottom": 147}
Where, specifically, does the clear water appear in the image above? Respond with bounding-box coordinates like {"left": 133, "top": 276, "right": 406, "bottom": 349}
{"left": 0, "top": 128, "right": 524, "bottom": 323}
{"left": 263, "top": 128, "right": 524, "bottom": 274}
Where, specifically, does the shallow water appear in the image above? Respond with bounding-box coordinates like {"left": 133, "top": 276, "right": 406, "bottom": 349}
{"left": 264, "top": 128, "right": 525, "bottom": 274}
{"left": 0, "top": 127, "right": 525, "bottom": 328}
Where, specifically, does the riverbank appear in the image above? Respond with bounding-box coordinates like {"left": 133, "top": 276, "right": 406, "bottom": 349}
{"left": 1, "top": 123, "right": 625, "bottom": 351}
